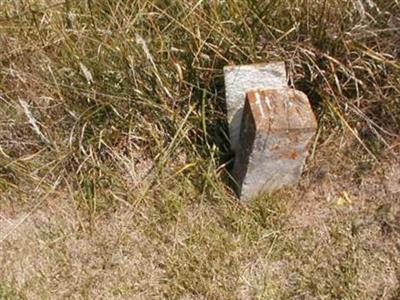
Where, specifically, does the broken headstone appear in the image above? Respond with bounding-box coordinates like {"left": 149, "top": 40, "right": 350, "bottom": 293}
{"left": 232, "top": 88, "right": 317, "bottom": 200}
{"left": 223, "top": 62, "right": 287, "bottom": 152}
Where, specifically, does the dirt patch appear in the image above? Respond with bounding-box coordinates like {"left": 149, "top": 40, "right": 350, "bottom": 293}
{"left": 0, "top": 203, "right": 168, "bottom": 299}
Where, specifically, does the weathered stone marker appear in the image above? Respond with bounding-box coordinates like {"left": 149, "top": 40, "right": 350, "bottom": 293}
{"left": 224, "top": 62, "right": 317, "bottom": 200}
{"left": 232, "top": 88, "right": 317, "bottom": 200}
{"left": 224, "top": 62, "right": 287, "bottom": 152}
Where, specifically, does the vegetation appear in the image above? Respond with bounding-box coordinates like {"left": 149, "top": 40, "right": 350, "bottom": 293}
{"left": 0, "top": 0, "right": 399, "bottom": 299}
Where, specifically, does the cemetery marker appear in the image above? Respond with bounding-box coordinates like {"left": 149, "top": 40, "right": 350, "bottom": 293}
{"left": 224, "top": 63, "right": 317, "bottom": 200}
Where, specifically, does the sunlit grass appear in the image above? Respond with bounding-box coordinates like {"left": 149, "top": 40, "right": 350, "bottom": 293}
{"left": 1, "top": 0, "right": 399, "bottom": 298}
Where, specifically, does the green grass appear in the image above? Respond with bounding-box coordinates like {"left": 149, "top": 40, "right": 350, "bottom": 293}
{"left": 1, "top": 0, "right": 400, "bottom": 299}
{"left": 0, "top": 283, "right": 23, "bottom": 300}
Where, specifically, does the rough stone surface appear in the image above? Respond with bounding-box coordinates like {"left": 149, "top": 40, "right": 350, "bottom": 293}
{"left": 224, "top": 62, "right": 287, "bottom": 152}
{"left": 233, "top": 88, "right": 317, "bottom": 200}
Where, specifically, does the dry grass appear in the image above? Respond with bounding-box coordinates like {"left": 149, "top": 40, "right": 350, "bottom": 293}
{"left": 1, "top": 0, "right": 400, "bottom": 299}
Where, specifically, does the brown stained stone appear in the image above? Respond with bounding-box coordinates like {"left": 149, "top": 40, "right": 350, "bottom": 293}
{"left": 232, "top": 88, "right": 317, "bottom": 200}
{"left": 223, "top": 62, "right": 287, "bottom": 152}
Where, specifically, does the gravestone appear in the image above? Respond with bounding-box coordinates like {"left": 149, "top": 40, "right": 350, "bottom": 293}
{"left": 232, "top": 88, "right": 317, "bottom": 200}
{"left": 223, "top": 62, "right": 287, "bottom": 152}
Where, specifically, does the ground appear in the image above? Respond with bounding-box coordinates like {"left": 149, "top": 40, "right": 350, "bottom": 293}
{"left": 1, "top": 140, "right": 399, "bottom": 299}
{"left": 1, "top": 0, "right": 400, "bottom": 299}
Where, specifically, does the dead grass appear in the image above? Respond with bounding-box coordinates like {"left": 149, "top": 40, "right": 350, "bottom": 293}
{"left": 1, "top": 0, "right": 400, "bottom": 299}
{"left": 1, "top": 149, "right": 399, "bottom": 299}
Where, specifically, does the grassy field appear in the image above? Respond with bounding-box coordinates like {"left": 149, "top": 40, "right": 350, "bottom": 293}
{"left": 1, "top": 0, "right": 399, "bottom": 299}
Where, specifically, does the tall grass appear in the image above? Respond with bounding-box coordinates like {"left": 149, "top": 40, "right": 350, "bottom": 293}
{"left": 1, "top": 0, "right": 398, "bottom": 206}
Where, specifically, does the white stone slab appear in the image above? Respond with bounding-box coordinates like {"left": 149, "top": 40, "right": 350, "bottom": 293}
{"left": 223, "top": 62, "right": 287, "bottom": 152}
